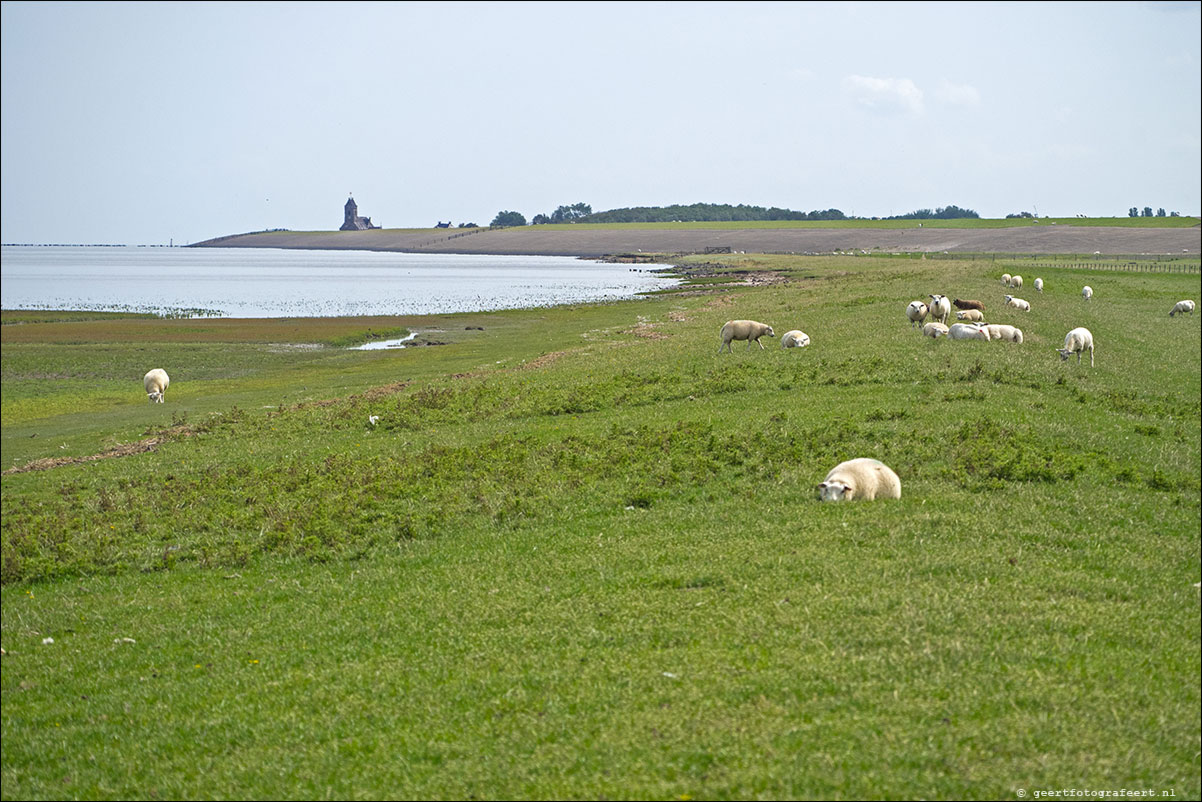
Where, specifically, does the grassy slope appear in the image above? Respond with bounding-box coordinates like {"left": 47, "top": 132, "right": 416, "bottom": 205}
{"left": 1, "top": 255, "right": 1199, "bottom": 800}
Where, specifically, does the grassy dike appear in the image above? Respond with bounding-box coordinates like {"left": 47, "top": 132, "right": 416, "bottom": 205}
{"left": 2, "top": 253, "right": 1199, "bottom": 799}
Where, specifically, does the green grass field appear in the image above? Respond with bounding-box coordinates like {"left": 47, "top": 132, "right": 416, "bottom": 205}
{"left": 2, "top": 253, "right": 1199, "bottom": 800}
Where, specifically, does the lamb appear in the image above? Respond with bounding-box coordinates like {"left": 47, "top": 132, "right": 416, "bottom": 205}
{"left": 1034, "top": 278, "right": 1044, "bottom": 293}
{"left": 949, "top": 322, "right": 991, "bottom": 341}
{"left": 1010, "top": 275, "right": 1024, "bottom": 290}
{"left": 718, "top": 319, "right": 775, "bottom": 353}
{"left": 1004, "top": 295, "right": 1031, "bottom": 311}
{"left": 780, "top": 330, "right": 811, "bottom": 348}
{"left": 952, "top": 298, "right": 985, "bottom": 312}
{"left": 1001, "top": 273, "right": 1012, "bottom": 287}
{"left": 922, "top": 322, "right": 949, "bottom": 338}
{"left": 906, "top": 301, "right": 929, "bottom": 328}
{"left": 929, "top": 294, "right": 952, "bottom": 326}
{"left": 816, "top": 458, "right": 901, "bottom": 502}
{"left": 1082, "top": 285, "right": 1093, "bottom": 301}
{"left": 1057, "top": 327, "right": 1094, "bottom": 367}
{"left": 984, "top": 323, "right": 1023, "bottom": 343}
{"left": 1169, "top": 299, "right": 1195, "bottom": 317}
{"left": 955, "top": 309, "right": 984, "bottom": 322}
{"left": 143, "top": 369, "right": 169, "bottom": 403}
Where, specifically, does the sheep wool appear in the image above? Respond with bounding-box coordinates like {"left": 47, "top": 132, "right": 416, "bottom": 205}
{"left": 780, "top": 330, "right": 811, "bottom": 348}
{"left": 1057, "top": 327, "right": 1094, "bottom": 367}
{"left": 1169, "top": 300, "right": 1194, "bottom": 317}
{"left": 817, "top": 458, "right": 902, "bottom": 502}
{"left": 949, "top": 322, "right": 991, "bottom": 341}
{"left": 143, "top": 369, "right": 170, "bottom": 403}
{"left": 906, "top": 301, "right": 929, "bottom": 328}
{"left": 718, "top": 320, "right": 775, "bottom": 353}
{"left": 922, "top": 322, "right": 949, "bottom": 338}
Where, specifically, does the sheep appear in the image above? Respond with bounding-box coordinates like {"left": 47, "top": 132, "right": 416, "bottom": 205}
{"left": 928, "top": 294, "right": 952, "bottom": 326}
{"left": 1169, "top": 299, "right": 1195, "bottom": 317}
{"left": 952, "top": 298, "right": 986, "bottom": 312}
{"left": 718, "top": 319, "right": 775, "bottom": 353}
{"left": 949, "top": 322, "right": 991, "bottom": 341}
{"left": 816, "top": 458, "right": 901, "bottom": 502}
{"left": 1082, "top": 285, "right": 1093, "bottom": 301}
{"left": 922, "top": 322, "right": 949, "bottom": 338}
{"left": 143, "top": 369, "right": 169, "bottom": 403}
{"left": 984, "top": 323, "right": 1023, "bottom": 343}
{"left": 906, "top": 300, "right": 929, "bottom": 328}
{"left": 1010, "top": 275, "right": 1024, "bottom": 290}
{"left": 780, "top": 330, "right": 811, "bottom": 348}
{"left": 1034, "top": 277, "right": 1044, "bottom": 293}
{"left": 1001, "top": 273, "right": 1012, "bottom": 287}
{"left": 1004, "top": 295, "right": 1031, "bottom": 311}
{"left": 955, "top": 309, "right": 984, "bottom": 322}
{"left": 1057, "top": 327, "right": 1094, "bottom": 367}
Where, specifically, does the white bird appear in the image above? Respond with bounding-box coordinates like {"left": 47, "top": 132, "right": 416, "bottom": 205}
{"left": 368, "top": 415, "right": 380, "bottom": 426}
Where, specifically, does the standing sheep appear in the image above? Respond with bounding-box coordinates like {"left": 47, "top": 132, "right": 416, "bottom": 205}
{"left": 955, "top": 309, "right": 984, "bottom": 322}
{"left": 1169, "top": 300, "right": 1195, "bottom": 317}
{"left": 143, "top": 369, "right": 170, "bottom": 403}
{"left": 906, "top": 301, "right": 929, "bottom": 328}
{"left": 781, "top": 330, "right": 811, "bottom": 348}
{"left": 929, "top": 294, "right": 952, "bottom": 326}
{"left": 1010, "top": 275, "right": 1024, "bottom": 290}
{"left": 1001, "top": 273, "right": 1012, "bottom": 287}
{"left": 1034, "top": 278, "right": 1044, "bottom": 293}
{"left": 816, "top": 458, "right": 901, "bottom": 501}
{"left": 922, "top": 322, "right": 949, "bottom": 338}
{"left": 1082, "top": 285, "right": 1093, "bottom": 301}
{"left": 718, "top": 320, "right": 775, "bottom": 353}
{"left": 1004, "top": 295, "right": 1031, "bottom": 311}
{"left": 949, "top": 322, "right": 991, "bottom": 341}
{"left": 984, "top": 323, "right": 1023, "bottom": 343}
{"left": 1057, "top": 327, "right": 1094, "bottom": 367}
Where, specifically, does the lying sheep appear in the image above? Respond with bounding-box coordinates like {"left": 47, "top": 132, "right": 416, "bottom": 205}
{"left": 906, "top": 301, "right": 929, "bottom": 328}
{"left": 984, "top": 323, "right": 1023, "bottom": 343}
{"left": 1057, "top": 327, "right": 1094, "bottom": 366}
{"left": 929, "top": 294, "right": 952, "bottom": 326}
{"left": 1001, "top": 273, "right": 1012, "bottom": 287}
{"left": 143, "top": 368, "right": 169, "bottom": 403}
{"left": 955, "top": 309, "right": 984, "bottom": 322}
{"left": 1082, "top": 285, "right": 1093, "bottom": 301}
{"left": 718, "top": 319, "right": 775, "bottom": 353}
{"left": 1169, "top": 299, "right": 1195, "bottom": 317}
{"left": 1034, "top": 278, "right": 1044, "bottom": 293}
{"left": 952, "top": 298, "right": 985, "bottom": 312}
{"left": 949, "top": 322, "right": 991, "bottom": 341}
{"left": 922, "top": 322, "right": 949, "bottom": 338}
{"left": 1010, "top": 275, "right": 1024, "bottom": 290}
{"left": 816, "top": 458, "right": 901, "bottom": 502}
{"left": 1004, "top": 295, "right": 1031, "bottom": 311}
{"left": 781, "top": 330, "right": 811, "bottom": 348}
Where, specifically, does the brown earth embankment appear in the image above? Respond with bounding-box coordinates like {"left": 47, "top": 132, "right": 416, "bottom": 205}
{"left": 192, "top": 224, "right": 1201, "bottom": 257}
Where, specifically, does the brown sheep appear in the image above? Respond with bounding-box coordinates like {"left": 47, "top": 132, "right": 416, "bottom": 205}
{"left": 952, "top": 298, "right": 985, "bottom": 312}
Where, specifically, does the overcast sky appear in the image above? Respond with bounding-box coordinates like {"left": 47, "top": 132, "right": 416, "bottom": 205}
{"left": 2, "top": 0, "right": 1199, "bottom": 245}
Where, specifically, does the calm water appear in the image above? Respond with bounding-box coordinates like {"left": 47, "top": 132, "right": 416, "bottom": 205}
{"left": 0, "top": 246, "right": 678, "bottom": 318}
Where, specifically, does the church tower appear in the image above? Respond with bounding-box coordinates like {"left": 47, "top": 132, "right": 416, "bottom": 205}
{"left": 341, "top": 196, "right": 359, "bottom": 231}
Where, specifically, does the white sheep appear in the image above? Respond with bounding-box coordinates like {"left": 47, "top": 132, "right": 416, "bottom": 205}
{"left": 1004, "top": 295, "right": 1031, "bottom": 311}
{"left": 1034, "top": 277, "right": 1044, "bottom": 293}
{"left": 955, "top": 309, "right": 984, "bottom": 322}
{"left": 1057, "top": 327, "right": 1094, "bottom": 367}
{"left": 143, "top": 369, "right": 169, "bottom": 403}
{"left": 1169, "top": 300, "right": 1194, "bottom": 317}
{"left": 780, "top": 330, "right": 811, "bottom": 348}
{"left": 906, "top": 301, "right": 929, "bottom": 328}
{"left": 984, "top": 323, "right": 1023, "bottom": 343}
{"left": 1001, "top": 273, "right": 1012, "bottom": 287}
{"left": 949, "top": 322, "right": 991, "bottom": 341}
{"left": 1010, "top": 275, "right": 1024, "bottom": 290}
{"left": 718, "top": 319, "right": 775, "bottom": 353}
{"left": 1082, "top": 285, "right": 1093, "bottom": 301}
{"left": 922, "top": 322, "right": 949, "bottom": 338}
{"left": 928, "top": 294, "right": 952, "bottom": 326}
{"left": 816, "top": 458, "right": 901, "bottom": 502}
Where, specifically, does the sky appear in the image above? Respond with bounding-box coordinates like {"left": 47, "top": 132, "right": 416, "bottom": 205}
{"left": 2, "top": 0, "right": 1200, "bottom": 245}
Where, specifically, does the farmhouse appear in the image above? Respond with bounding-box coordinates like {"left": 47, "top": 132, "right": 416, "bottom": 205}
{"left": 340, "top": 195, "right": 380, "bottom": 231}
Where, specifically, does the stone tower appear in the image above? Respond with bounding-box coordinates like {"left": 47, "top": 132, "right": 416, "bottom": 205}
{"left": 340, "top": 196, "right": 378, "bottom": 231}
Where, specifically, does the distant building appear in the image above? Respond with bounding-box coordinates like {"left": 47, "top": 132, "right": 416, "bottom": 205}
{"left": 340, "top": 196, "right": 379, "bottom": 231}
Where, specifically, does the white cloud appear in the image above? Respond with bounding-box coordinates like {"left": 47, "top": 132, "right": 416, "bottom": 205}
{"left": 935, "top": 80, "right": 981, "bottom": 107}
{"left": 842, "top": 75, "right": 924, "bottom": 115}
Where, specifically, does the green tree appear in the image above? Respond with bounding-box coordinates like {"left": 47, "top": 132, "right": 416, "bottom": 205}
{"left": 491, "top": 210, "right": 527, "bottom": 227}
{"left": 1156, "top": 208, "right": 1166, "bottom": 217}
{"left": 1142, "top": 207, "right": 1154, "bottom": 217}
{"left": 550, "top": 203, "right": 592, "bottom": 223}
{"left": 1129, "top": 207, "right": 1139, "bottom": 217}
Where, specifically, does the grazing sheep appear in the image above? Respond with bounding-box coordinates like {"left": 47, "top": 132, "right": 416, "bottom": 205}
{"left": 781, "top": 330, "right": 811, "bottom": 348}
{"left": 1082, "top": 285, "right": 1093, "bottom": 301}
{"left": 922, "top": 322, "right": 949, "bottom": 338}
{"left": 1034, "top": 277, "right": 1044, "bottom": 293}
{"left": 816, "top": 458, "right": 901, "bottom": 502}
{"left": 906, "top": 301, "right": 929, "bottom": 328}
{"left": 718, "top": 319, "right": 775, "bottom": 353}
{"left": 955, "top": 309, "right": 984, "bottom": 322}
{"left": 949, "top": 322, "right": 991, "bottom": 341}
{"left": 1010, "top": 275, "right": 1024, "bottom": 290}
{"left": 984, "top": 323, "right": 1023, "bottom": 343}
{"left": 1057, "top": 327, "right": 1094, "bottom": 367}
{"left": 929, "top": 294, "right": 952, "bottom": 326}
{"left": 1169, "top": 299, "right": 1195, "bottom": 317}
{"left": 143, "top": 369, "right": 169, "bottom": 403}
{"left": 1001, "top": 273, "right": 1012, "bottom": 287}
{"left": 1004, "top": 295, "right": 1031, "bottom": 311}
{"left": 952, "top": 298, "right": 986, "bottom": 312}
